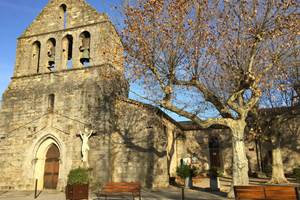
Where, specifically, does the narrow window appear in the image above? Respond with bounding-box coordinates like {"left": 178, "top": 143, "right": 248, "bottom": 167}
{"left": 79, "top": 31, "right": 91, "bottom": 67}
{"left": 32, "top": 41, "right": 41, "bottom": 73}
{"left": 59, "top": 4, "right": 67, "bottom": 29}
{"left": 48, "top": 94, "right": 55, "bottom": 112}
{"left": 47, "top": 38, "right": 56, "bottom": 71}
{"left": 62, "top": 35, "right": 73, "bottom": 69}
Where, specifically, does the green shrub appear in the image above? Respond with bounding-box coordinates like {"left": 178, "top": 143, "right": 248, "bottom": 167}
{"left": 293, "top": 167, "right": 300, "bottom": 183}
{"left": 67, "top": 168, "right": 89, "bottom": 185}
{"left": 176, "top": 164, "right": 197, "bottom": 178}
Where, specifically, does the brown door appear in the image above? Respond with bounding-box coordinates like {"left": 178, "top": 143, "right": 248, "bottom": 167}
{"left": 43, "top": 144, "right": 60, "bottom": 189}
{"left": 209, "top": 137, "right": 221, "bottom": 168}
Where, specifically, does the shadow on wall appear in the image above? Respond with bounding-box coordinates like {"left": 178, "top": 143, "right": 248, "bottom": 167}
{"left": 188, "top": 129, "right": 232, "bottom": 175}
{"left": 113, "top": 102, "right": 168, "bottom": 188}
{"left": 261, "top": 117, "right": 300, "bottom": 173}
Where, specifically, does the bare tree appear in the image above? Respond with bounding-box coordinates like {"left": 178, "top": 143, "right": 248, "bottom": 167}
{"left": 250, "top": 61, "right": 300, "bottom": 184}
{"left": 251, "top": 104, "right": 299, "bottom": 184}
{"left": 122, "top": 0, "right": 299, "bottom": 197}
{"left": 290, "top": 62, "right": 300, "bottom": 105}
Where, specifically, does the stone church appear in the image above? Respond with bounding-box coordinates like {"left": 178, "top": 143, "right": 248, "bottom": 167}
{"left": 0, "top": 0, "right": 172, "bottom": 191}
{"left": 0, "top": 0, "right": 299, "bottom": 192}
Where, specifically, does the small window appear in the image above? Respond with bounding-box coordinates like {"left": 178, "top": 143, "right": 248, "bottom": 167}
{"left": 59, "top": 4, "right": 67, "bottom": 29}
{"left": 48, "top": 94, "right": 55, "bottom": 112}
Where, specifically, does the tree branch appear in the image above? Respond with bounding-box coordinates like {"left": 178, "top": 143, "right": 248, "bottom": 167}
{"left": 174, "top": 79, "right": 233, "bottom": 118}
{"left": 159, "top": 100, "right": 233, "bottom": 128}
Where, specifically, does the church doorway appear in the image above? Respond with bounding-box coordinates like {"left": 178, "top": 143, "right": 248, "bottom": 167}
{"left": 43, "top": 144, "right": 60, "bottom": 189}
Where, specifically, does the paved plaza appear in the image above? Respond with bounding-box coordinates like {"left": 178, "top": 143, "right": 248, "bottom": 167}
{"left": 0, "top": 187, "right": 227, "bottom": 200}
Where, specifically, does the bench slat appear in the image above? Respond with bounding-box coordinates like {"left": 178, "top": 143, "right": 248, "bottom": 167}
{"left": 99, "top": 182, "right": 142, "bottom": 200}
{"left": 234, "top": 185, "right": 299, "bottom": 200}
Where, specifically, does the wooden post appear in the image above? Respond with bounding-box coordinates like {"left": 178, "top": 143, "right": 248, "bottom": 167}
{"left": 181, "top": 187, "right": 185, "bottom": 200}
{"left": 34, "top": 179, "right": 38, "bottom": 199}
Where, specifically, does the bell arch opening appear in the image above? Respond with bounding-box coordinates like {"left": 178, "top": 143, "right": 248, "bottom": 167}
{"left": 79, "top": 31, "right": 91, "bottom": 66}
{"left": 46, "top": 38, "right": 56, "bottom": 71}
{"left": 62, "top": 35, "right": 73, "bottom": 69}
{"left": 32, "top": 41, "right": 41, "bottom": 73}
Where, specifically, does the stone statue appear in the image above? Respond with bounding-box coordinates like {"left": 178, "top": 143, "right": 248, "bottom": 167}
{"left": 79, "top": 127, "right": 95, "bottom": 167}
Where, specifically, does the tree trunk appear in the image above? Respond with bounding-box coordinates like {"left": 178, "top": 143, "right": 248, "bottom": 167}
{"left": 228, "top": 120, "right": 249, "bottom": 198}
{"left": 269, "top": 147, "right": 289, "bottom": 184}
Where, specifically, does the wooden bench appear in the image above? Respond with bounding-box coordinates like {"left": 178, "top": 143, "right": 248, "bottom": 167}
{"left": 234, "top": 185, "right": 300, "bottom": 200}
{"left": 98, "top": 182, "right": 141, "bottom": 200}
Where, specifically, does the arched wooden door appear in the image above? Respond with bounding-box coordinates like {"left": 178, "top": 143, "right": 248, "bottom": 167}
{"left": 43, "top": 144, "right": 60, "bottom": 189}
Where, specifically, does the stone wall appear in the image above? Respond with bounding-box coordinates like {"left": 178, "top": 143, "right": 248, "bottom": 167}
{"left": 258, "top": 116, "right": 300, "bottom": 173}
{"left": 169, "top": 127, "right": 234, "bottom": 177}
{"left": 163, "top": 118, "right": 183, "bottom": 179}
{"left": 21, "top": 0, "right": 106, "bottom": 36}
{"left": 113, "top": 99, "right": 170, "bottom": 188}
{"left": 170, "top": 116, "right": 300, "bottom": 178}
{"left": 172, "top": 128, "right": 252, "bottom": 177}
{"left": 0, "top": 64, "right": 173, "bottom": 190}
{"left": 0, "top": 0, "right": 173, "bottom": 191}
{"left": 0, "top": 65, "right": 127, "bottom": 191}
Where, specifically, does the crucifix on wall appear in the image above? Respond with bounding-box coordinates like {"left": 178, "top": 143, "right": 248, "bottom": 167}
{"left": 78, "top": 126, "right": 96, "bottom": 168}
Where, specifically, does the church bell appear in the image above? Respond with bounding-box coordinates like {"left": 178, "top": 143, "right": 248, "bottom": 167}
{"left": 47, "top": 46, "right": 55, "bottom": 67}
{"left": 48, "top": 57, "right": 55, "bottom": 66}
{"left": 80, "top": 49, "right": 90, "bottom": 64}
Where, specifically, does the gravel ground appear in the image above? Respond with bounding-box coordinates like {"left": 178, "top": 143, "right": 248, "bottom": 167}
{"left": 0, "top": 187, "right": 227, "bottom": 200}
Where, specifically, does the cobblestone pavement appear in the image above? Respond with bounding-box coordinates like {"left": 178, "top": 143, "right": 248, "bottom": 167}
{"left": 0, "top": 187, "right": 227, "bottom": 200}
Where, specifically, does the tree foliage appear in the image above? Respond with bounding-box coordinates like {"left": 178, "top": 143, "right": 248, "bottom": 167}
{"left": 123, "top": 0, "right": 299, "bottom": 126}
{"left": 122, "top": 0, "right": 299, "bottom": 196}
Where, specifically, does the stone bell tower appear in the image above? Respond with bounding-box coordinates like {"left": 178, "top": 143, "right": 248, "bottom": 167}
{"left": 0, "top": 0, "right": 128, "bottom": 190}
{"left": 14, "top": 0, "right": 124, "bottom": 76}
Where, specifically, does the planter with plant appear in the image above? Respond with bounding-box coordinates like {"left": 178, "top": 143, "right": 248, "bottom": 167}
{"left": 66, "top": 168, "right": 89, "bottom": 200}
{"left": 176, "top": 164, "right": 197, "bottom": 188}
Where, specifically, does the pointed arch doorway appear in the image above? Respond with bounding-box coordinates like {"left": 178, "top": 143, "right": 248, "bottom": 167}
{"left": 43, "top": 144, "right": 60, "bottom": 189}
{"left": 33, "top": 136, "right": 64, "bottom": 191}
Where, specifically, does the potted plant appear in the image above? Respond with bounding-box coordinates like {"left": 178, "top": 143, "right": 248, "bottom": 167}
{"left": 66, "top": 168, "right": 89, "bottom": 200}
{"left": 208, "top": 167, "right": 223, "bottom": 191}
{"left": 176, "top": 164, "right": 196, "bottom": 188}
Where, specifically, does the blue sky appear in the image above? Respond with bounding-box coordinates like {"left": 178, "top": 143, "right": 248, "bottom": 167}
{"left": 0, "top": 0, "right": 122, "bottom": 99}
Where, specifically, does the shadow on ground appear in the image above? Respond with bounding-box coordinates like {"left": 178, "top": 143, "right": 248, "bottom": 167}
{"left": 94, "top": 186, "right": 227, "bottom": 200}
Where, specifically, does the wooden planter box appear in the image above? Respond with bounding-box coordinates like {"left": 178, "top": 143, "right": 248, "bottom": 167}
{"left": 66, "top": 184, "right": 89, "bottom": 200}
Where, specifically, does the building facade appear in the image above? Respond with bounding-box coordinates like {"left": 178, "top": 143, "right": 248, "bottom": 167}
{"left": 0, "top": 0, "right": 299, "bottom": 192}
{"left": 0, "top": 0, "right": 170, "bottom": 191}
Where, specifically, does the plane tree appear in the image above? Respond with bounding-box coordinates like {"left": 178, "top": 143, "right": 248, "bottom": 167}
{"left": 121, "top": 0, "right": 299, "bottom": 197}
{"left": 249, "top": 59, "right": 300, "bottom": 184}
